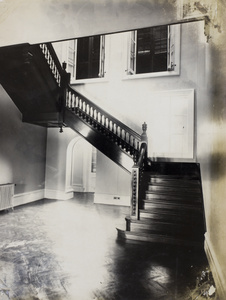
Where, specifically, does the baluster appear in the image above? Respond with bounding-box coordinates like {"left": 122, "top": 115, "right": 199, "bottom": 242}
{"left": 86, "top": 104, "right": 89, "bottom": 122}
{"left": 106, "top": 118, "right": 110, "bottom": 131}
{"left": 82, "top": 101, "right": 85, "bottom": 119}
{"left": 98, "top": 112, "right": 102, "bottom": 131}
{"left": 71, "top": 94, "right": 75, "bottom": 110}
{"left": 118, "top": 127, "right": 122, "bottom": 146}
{"left": 102, "top": 115, "right": 105, "bottom": 127}
{"left": 93, "top": 109, "right": 97, "bottom": 128}
{"left": 108, "top": 120, "right": 112, "bottom": 140}
{"left": 65, "top": 91, "right": 69, "bottom": 107}
{"left": 66, "top": 91, "right": 69, "bottom": 108}
{"left": 114, "top": 123, "right": 118, "bottom": 143}
{"left": 105, "top": 118, "right": 109, "bottom": 136}
{"left": 90, "top": 106, "right": 93, "bottom": 123}
{"left": 78, "top": 99, "right": 82, "bottom": 116}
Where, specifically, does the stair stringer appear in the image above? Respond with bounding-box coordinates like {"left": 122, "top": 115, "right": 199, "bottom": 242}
{"left": 64, "top": 108, "right": 134, "bottom": 173}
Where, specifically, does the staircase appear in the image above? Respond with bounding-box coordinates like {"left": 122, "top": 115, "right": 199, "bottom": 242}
{"left": 0, "top": 42, "right": 206, "bottom": 247}
{"left": 117, "top": 162, "right": 206, "bottom": 247}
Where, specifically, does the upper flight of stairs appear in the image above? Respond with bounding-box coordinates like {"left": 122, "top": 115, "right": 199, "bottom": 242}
{"left": 117, "top": 162, "right": 206, "bottom": 247}
{"left": 0, "top": 43, "right": 140, "bottom": 172}
{"left": 0, "top": 43, "right": 63, "bottom": 127}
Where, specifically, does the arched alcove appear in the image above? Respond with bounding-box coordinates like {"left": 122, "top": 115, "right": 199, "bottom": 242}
{"left": 65, "top": 137, "right": 96, "bottom": 193}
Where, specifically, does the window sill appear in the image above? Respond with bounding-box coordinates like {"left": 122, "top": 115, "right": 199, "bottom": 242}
{"left": 122, "top": 70, "right": 180, "bottom": 80}
{"left": 70, "top": 77, "right": 109, "bottom": 85}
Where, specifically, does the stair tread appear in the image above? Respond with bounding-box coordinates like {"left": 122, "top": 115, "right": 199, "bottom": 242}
{"left": 147, "top": 187, "right": 201, "bottom": 194}
{"left": 148, "top": 174, "right": 200, "bottom": 180}
{"left": 149, "top": 178, "right": 200, "bottom": 184}
{"left": 144, "top": 198, "right": 202, "bottom": 205}
{"left": 145, "top": 190, "right": 202, "bottom": 199}
{"left": 148, "top": 182, "right": 201, "bottom": 189}
{"left": 126, "top": 217, "right": 203, "bottom": 227}
{"left": 140, "top": 208, "right": 203, "bottom": 215}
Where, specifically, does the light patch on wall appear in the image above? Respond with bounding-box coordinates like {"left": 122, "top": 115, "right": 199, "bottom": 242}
{"left": 146, "top": 89, "right": 194, "bottom": 160}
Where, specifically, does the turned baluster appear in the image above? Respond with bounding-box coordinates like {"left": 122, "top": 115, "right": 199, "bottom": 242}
{"left": 86, "top": 104, "right": 90, "bottom": 122}
{"left": 93, "top": 109, "right": 97, "bottom": 128}
{"left": 82, "top": 101, "right": 86, "bottom": 119}
{"left": 67, "top": 91, "right": 71, "bottom": 108}
{"left": 89, "top": 106, "right": 93, "bottom": 125}
{"left": 71, "top": 94, "right": 75, "bottom": 110}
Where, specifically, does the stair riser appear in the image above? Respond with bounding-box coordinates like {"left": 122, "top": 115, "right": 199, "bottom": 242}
{"left": 129, "top": 223, "right": 203, "bottom": 238}
{"left": 149, "top": 179, "right": 200, "bottom": 187}
{"left": 120, "top": 232, "right": 203, "bottom": 247}
{"left": 145, "top": 193, "right": 202, "bottom": 202}
{"left": 139, "top": 212, "right": 203, "bottom": 225}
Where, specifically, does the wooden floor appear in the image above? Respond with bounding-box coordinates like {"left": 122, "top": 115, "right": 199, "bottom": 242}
{"left": 0, "top": 193, "right": 209, "bottom": 300}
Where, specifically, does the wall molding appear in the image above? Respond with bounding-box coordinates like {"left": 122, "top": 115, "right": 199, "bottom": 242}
{"left": 44, "top": 189, "right": 74, "bottom": 200}
{"left": 13, "top": 189, "right": 45, "bottom": 207}
{"left": 94, "top": 193, "right": 130, "bottom": 206}
{"left": 71, "top": 184, "right": 84, "bottom": 192}
{"left": 204, "top": 232, "right": 226, "bottom": 299}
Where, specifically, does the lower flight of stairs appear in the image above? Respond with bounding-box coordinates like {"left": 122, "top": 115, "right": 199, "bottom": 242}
{"left": 117, "top": 162, "right": 206, "bottom": 247}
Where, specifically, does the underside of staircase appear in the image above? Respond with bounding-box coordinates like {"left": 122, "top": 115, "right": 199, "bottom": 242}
{"left": 117, "top": 162, "right": 206, "bottom": 247}
{"left": 0, "top": 42, "right": 206, "bottom": 248}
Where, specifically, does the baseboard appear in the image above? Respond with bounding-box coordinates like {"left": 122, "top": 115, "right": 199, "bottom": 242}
{"left": 13, "top": 189, "right": 45, "bottom": 207}
{"left": 71, "top": 184, "right": 84, "bottom": 192}
{"left": 94, "top": 193, "right": 130, "bottom": 206}
{"left": 204, "top": 233, "right": 226, "bottom": 299}
{"left": 44, "top": 189, "right": 74, "bottom": 200}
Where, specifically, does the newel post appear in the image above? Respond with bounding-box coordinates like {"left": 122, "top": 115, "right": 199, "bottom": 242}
{"left": 130, "top": 122, "right": 148, "bottom": 220}
{"left": 61, "top": 61, "right": 71, "bottom": 107}
{"left": 58, "top": 62, "right": 70, "bottom": 132}
{"left": 141, "top": 122, "right": 148, "bottom": 147}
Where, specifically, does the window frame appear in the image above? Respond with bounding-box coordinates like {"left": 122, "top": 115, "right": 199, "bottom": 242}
{"left": 125, "top": 24, "right": 181, "bottom": 79}
{"left": 67, "top": 35, "right": 106, "bottom": 84}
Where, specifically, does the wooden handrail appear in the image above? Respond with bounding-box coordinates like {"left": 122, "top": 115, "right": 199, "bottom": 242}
{"left": 65, "top": 84, "right": 141, "bottom": 157}
{"left": 66, "top": 85, "right": 141, "bottom": 140}
{"left": 39, "top": 42, "right": 144, "bottom": 161}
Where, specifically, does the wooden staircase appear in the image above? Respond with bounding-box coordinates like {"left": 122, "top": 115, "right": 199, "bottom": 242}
{"left": 0, "top": 42, "right": 206, "bottom": 247}
{"left": 117, "top": 162, "right": 206, "bottom": 247}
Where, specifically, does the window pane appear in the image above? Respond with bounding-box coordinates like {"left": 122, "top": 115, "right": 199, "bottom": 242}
{"left": 136, "top": 26, "right": 168, "bottom": 74}
{"left": 76, "top": 36, "right": 101, "bottom": 80}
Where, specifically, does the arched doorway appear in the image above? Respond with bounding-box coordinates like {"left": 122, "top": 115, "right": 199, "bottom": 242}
{"left": 65, "top": 137, "right": 96, "bottom": 193}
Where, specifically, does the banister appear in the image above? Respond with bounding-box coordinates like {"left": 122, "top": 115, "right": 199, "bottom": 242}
{"left": 66, "top": 84, "right": 141, "bottom": 142}
{"left": 39, "top": 42, "right": 145, "bottom": 166}
{"left": 136, "top": 142, "right": 147, "bottom": 168}
{"left": 39, "top": 43, "right": 64, "bottom": 87}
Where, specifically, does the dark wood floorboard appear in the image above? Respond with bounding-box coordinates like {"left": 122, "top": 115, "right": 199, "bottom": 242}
{"left": 0, "top": 192, "right": 209, "bottom": 300}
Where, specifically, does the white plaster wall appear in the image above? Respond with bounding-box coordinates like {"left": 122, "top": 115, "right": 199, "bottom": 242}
{"left": 45, "top": 128, "right": 77, "bottom": 193}
{"left": 0, "top": 85, "right": 47, "bottom": 196}
{"left": 71, "top": 21, "right": 205, "bottom": 159}
{"left": 94, "top": 151, "right": 130, "bottom": 206}
{"left": 0, "top": 0, "right": 179, "bottom": 47}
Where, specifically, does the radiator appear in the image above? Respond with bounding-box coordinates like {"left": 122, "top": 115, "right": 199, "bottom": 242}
{"left": 0, "top": 183, "right": 14, "bottom": 211}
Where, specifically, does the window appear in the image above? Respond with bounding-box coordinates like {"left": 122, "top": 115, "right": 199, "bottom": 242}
{"left": 67, "top": 35, "right": 105, "bottom": 81}
{"left": 127, "top": 25, "right": 179, "bottom": 76}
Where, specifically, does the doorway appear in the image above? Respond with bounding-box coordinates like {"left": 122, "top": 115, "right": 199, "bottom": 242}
{"left": 65, "top": 137, "right": 96, "bottom": 193}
